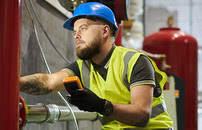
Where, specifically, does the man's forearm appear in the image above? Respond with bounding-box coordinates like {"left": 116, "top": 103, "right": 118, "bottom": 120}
{"left": 20, "top": 74, "right": 52, "bottom": 95}
{"left": 110, "top": 103, "right": 151, "bottom": 127}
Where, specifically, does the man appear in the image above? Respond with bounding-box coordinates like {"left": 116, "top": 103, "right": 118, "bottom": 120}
{"left": 20, "top": 2, "right": 173, "bottom": 130}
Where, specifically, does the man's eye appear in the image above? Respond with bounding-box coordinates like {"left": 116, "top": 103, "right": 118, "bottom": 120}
{"left": 80, "top": 26, "right": 87, "bottom": 31}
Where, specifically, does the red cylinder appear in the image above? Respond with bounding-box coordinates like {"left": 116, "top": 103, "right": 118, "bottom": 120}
{"left": 115, "top": 24, "right": 123, "bottom": 46}
{"left": 143, "top": 26, "right": 198, "bottom": 130}
{"left": 0, "top": 0, "right": 21, "bottom": 130}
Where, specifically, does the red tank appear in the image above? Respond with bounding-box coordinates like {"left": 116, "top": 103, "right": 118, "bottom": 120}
{"left": 143, "top": 19, "right": 198, "bottom": 130}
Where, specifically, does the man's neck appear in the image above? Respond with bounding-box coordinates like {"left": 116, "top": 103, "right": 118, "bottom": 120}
{"left": 91, "top": 43, "right": 113, "bottom": 65}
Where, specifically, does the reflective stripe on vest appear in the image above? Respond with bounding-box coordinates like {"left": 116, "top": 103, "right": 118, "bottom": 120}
{"left": 98, "top": 101, "right": 166, "bottom": 125}
{"left": 123, "top": 51, "right": 136, "bottom": 90}
{"left": 82, "top": 60, "right": 90, "bottom": 88}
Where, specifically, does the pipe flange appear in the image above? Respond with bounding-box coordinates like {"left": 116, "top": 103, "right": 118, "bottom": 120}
{"left": 46, "top": 104, "right": 60, "bottom": 123}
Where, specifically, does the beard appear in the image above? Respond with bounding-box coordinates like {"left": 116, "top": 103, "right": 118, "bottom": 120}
{"left": 76, "top": 37, "right": 102, "bottom": 60}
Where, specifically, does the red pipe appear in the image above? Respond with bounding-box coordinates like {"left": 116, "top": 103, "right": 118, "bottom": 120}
{"left": 0, "top": 0, "right": 21, "bottom": 130}
{"left": 115, "top": 24, "right": 123, "bottom": 46}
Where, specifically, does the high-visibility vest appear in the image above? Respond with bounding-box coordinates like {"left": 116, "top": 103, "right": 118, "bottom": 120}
{"left": 76, "top": 46, "right": 173, "bottom": 129}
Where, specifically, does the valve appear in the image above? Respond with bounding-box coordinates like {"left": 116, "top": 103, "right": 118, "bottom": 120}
{"left": 19, "top": 96, "right": 28, "bottom": 129}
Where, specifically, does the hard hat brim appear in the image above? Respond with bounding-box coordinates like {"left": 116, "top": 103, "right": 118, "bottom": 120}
{"left": 63, "top": 15, "right": 83, "bottom": 31}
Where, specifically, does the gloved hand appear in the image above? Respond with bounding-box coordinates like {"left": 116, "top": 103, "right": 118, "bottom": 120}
{"left": 66, "top": 87, "right": 107, "bottom": 115}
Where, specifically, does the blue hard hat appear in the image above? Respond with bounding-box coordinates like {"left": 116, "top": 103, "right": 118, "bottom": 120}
{"left": 63, "top": 2, "right": 118, "bottom": 31}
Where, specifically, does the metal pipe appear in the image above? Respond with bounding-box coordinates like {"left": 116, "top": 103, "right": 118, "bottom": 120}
{"left": 27, "top": 104, "right": 48, "bottom": 123}
{"left": 26, "top": 103, "right": 97, "bottom": 123}
{"left": 138, "top": 49, "right": 171, "bottom": 71}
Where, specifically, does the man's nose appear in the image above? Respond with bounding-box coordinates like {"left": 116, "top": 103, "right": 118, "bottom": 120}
{"left": 74, "top": 31, "right": 81, "bottom": 40}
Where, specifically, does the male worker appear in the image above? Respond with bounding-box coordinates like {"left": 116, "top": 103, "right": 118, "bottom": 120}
{"left": 20, "top": 2, "right": 173, "bottom": 130}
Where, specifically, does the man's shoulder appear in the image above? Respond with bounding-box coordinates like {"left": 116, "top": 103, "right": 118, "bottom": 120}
{"left": 114, "top": 46, "right": 142, "bottom": 58}
{"left": 115, "top": 46, "right": 140, "bottom": 53}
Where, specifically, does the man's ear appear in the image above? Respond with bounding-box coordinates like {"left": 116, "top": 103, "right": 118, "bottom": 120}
{"left": 103, "top": 25, "right": 110, "bottom": 38}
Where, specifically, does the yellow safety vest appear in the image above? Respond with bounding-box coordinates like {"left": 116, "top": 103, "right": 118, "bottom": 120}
{"left": 76, "top": 46, "right": 173, "bottom": 130}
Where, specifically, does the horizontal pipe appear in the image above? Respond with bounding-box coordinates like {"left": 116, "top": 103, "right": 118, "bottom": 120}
{"left": 67, "top": 108, "right": 98, "bottom": 121}
{"left": 27, "top": 104, "right": 48, "bottom": 123}
{"left": 26, "top": 103, "right": 97, "bottom": 123}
